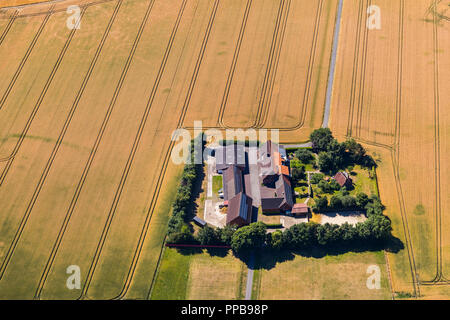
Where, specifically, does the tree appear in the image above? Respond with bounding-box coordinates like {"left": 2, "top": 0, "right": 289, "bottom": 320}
{"left": 356, "top": 192, "right": 370, "bottom": 208}
{"left": 330, "top": 195, "right": 343, "bottom": 209}
{"left": 197, "top": 226, "right": 220, "bottom": 245}
{"left": 267, "top": 230, "right": 284, "bottom": 250}
{"left": 218, "top": 225, "right": 236, "bottom": 244}
{"left": 167, "top": 224, "right": 198, "bottom": 244}
{"left": 314, "top": 196, "right": 328, "bottom": 211}
{"left": 310, "top": 173, "right": 324, "bottom": 184}
{"left": 318, "top": 152, "right": 335, "bottom": 174}
{"left": 295, "top": 149, "right": 315, "bottom": 164}
{"left": 316, "top": 223, "right": 340, "bottom": 246}
{"left": 230, "top": 222, "right": 267, "bottom": 253}
{"left": 329, "top": 179, "right": 341, "bottom": 191}
{"left": 290, "top": 158, "right": 303, "bottom": 168}
{"left": 343, "top": 139, "right": 366, "bottom": 163}
{"left": 339, "top": 222, "right": 357, "bottom": 243}
{"left": 366, "top": 215, "right": 392, "bottom": 241}
{"left": 341, "top": 195, "right": 357, "bottom": 208}
{"left": 283, "top": 223, "right": 316, "bottom": 248}
{"left": 310, "top": 128, "right": 334, "bottom": 152}
{"left": 292, "top": 166, "right": 306, "bottom": 182}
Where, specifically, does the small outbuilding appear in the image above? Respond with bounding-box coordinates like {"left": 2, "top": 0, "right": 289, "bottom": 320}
{"left": 192, "top": 216, "right": 206, "bottom": 227}
{"left": 292, "top": 203, "right": 309, "bottom": 217}
{"left": 334, "top": 171, "right": 352, "bottom": 188}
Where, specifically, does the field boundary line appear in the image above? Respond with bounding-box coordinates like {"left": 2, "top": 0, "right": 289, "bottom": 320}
{"left": 0, "top": 9, "right": 18, "bottom": 47}
{"left": 146, "top": 236, "right": 167, "bottom": 300}
{"left": 32, "top": 0, "right": 126, "bottom": 299}
{"left": 0, "top": 5, "right": 54, "bottom": 111}
{"left": 76, "top": 0, "right": 191, "bottom": 299}
{"left": 0, "top": 4, "right": 86, "bottom": 280}
{"left": 1, "top": 0, "right": 116, "bottom": 18}
{"left": 112, "top": 0, "right": 220, "bottom": 300}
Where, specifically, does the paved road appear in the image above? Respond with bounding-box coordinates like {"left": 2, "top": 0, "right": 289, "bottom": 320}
{"left": 245, "top": 253, "right": 255, "bottom": 300}
{"left": 322, "top": 0, "right": 344, "bottom": 128}
{"left": 243, "top": 0, "right": 344, "bottom": 299}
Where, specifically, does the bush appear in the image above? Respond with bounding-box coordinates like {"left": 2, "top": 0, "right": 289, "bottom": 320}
{"left": 295, "top": 149, "right": 315, "bottom": 164}
{"left": 197, "top": 226, "right": 221, "bottom": 245}
{"left": 310, "top": 173, "right": 324, "bottom": 184}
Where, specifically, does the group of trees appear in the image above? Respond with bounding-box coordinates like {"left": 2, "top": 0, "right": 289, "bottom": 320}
{"left": 312, "top": 191, "right": 375, "bottom": 212}
{"left": 228, "top": 209, "right": 392, "bottom": 254}
{"left": 310, "top": 128, "right": 376, "bottom": 174}
{"left": 167, "top": 137, "right": 204, "bottom": 244}
{"left": 195, "top": 193, "right": 391, "bottom": 254}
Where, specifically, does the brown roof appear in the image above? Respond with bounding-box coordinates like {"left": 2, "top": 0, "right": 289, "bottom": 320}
{"left": 260, "top": 175, "right": 293, "bottom": 212}
{"left": 292, "top": 203, "right": 309, "bottom": 214}
{"left": 334, "top": 171, "right": 352, "bottom": 187}
{"left": 223, "top": 165, "right": 244, "bottom": 201}
{"left": 227, "top": 192, "right": 253, "bottom": 226}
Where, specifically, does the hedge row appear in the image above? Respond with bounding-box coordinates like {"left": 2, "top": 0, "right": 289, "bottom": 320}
{"left": 167, "top": 136, "right": 204, "bottom": 244}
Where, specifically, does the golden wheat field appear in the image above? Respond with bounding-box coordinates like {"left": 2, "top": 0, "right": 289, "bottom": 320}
{"left": 330, "top": 0, "right": 450, "bottom": 299}
{"left": 0, "top": 0, "right": 338, "bottom": 299}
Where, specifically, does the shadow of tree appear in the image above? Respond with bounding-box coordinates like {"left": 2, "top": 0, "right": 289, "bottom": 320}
{"left": 231, "top": 234, "right": 404, "bottom": 271}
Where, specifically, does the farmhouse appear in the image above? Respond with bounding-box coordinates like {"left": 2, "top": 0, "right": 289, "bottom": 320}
{"left": 333, "top": 171, "right": 352, "bottom": 188}
{"left": 258, "top": 141, "right": 294, "bottom": 213}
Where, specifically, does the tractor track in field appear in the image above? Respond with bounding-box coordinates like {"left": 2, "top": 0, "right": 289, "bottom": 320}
{"left": 259, "top": 0, "right": 324, "bottom": 131}
{"left": 348, "top": 0, "right": 422, "bottom": 298}
{"left": 72, "top": 0, "right": 219, "bottom": 300}
{"left": 255, "top": 0, "right": 290, "bottom": 129}
{"left": 0, "top": 10, "right": 18, "bottom": 47}
{"left": 421, "top": 0, "right": 448, "bottom": 286}
{"left": 355, "top": 0, "right": 372, "bottom": 139}
{"left": 61, "top": 0, "right": 189, "bottom": 300}
{"left": 111, "top": 0, "right": 219, "bottom": 300}
{"left": 215, "top": 0, "right": 252, "bottom": 128}
{"left": 0, "top": 5, "right": 53, "bottom": 112}
{"left": 0, "top": 3, "right": 86, "bottom": 280}
{"left": 31, "top": 0, "right": 136, "bottom": 299}
{"left": 346, "top": 0, "right": 366, "bottom": 138}
{"left": 217, "top": 0, "right": 289, "bottom": 129}
{"left": 0, "top": 0, "right": 116, "bottom": 18}
{"left": 187, "top": 0, "right": 325, "bottom": 132}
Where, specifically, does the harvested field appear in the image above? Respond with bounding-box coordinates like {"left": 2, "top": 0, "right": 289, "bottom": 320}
{"left": 330, "top": 0, "right": 450, "bottom": 298}
{"left": 0, "top": 0, "right": 337, "bottom": 299}
{"left": 257, "top": 251, "right": 391, "bottom": 300}
{"left": 151, "top": 248, "right": 246, "bottom": 300}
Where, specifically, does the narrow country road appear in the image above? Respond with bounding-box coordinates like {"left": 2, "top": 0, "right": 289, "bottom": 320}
{"left": 244, "top": 0, "right": 344, "bottom": 299}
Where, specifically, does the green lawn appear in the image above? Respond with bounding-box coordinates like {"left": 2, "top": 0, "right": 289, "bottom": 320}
{"left": 150, "top": 248, "right": 193, "bottom": 300}
{"left": 212, "top": 175, "right": 223, "bottom": 194}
